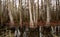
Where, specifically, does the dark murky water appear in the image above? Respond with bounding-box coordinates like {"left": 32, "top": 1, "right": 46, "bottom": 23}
{"left": 0, "top": 26, "right": 60, "bottom": 37}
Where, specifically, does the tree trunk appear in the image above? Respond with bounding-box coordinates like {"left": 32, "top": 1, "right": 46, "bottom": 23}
{"left": 8, "top": 10, "right": 14, "bottom": 25}
{"left": 8, "top": 0, "right": 14, "bottom": 26}
{"left": 56, "top": 0, "right": 59, "bottom": 20}
{"left": 35, "top": 0, "right": 39, "bottom": 27}
{"left": 46, "top": 0, "right": 50, "bottom": 26}
{"left": 33, "top": 0, "right": 35, "bottom": 24}
{"left": 19, "top": 0, "right": 22, "bottom": 27}
{"left": 0, "top": 0, "right": 2, "bottom": 23}
{"left": 29, "top": 0, "right": 34, "bottom": 28}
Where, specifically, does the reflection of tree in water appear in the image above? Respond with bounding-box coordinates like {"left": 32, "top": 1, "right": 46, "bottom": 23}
{"left": 0, "top": 24, "right": 59, "bottom": 37}
{"left": 42, "top": 26, "right": 53, "bottom": 37}
{"left": 20, "top": 27, "right": 25, "bottom": 37}
{"left": 28, "top": 28, "right": 39, "bottom": 37}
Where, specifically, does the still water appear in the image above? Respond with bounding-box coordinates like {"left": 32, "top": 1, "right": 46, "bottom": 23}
{"left": 0, "top": 26, "right": 60, "bottom": 37}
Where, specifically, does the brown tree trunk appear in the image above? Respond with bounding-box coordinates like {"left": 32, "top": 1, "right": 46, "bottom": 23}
{"left": 46, "top": 0, "right": 51, "bottom": 26}
{"left": 19, "top": 0, "right": 22, "bottom": 27}
{"left": 0, "top": 0, "right": 1, "bottom": 23}
{"left": 35, "top": 0, "right": 39, "bottom": 27}
{"left": 8, "top": 0, "right": 14, "bottom": 26}
{"left": 29, "top": 0, "right": 34, "bottom": 28}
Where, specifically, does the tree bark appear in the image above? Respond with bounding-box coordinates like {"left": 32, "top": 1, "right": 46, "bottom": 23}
{"left": 19, "top": 0, "right": 22, "bottom": 27}
{"left": 35, "top": 0, "right": 39, "bottom": 27}
{"left": 29, "top": 0, "right": 34, "bottom": 28}
{"left": 46, "top": 0, "right": 51, "bottom": 26}
{"left": 8, "top": 0, "right": 14, "bottom": 26}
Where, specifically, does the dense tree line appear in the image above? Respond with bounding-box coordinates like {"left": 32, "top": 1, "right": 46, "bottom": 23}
{"left": 0, "top": 0, "right": 60, "bottom": 28}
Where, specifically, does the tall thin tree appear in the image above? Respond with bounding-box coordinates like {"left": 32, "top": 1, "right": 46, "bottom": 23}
{"left": 29, "top": 0, "right": 34, "bottom": 28}
{"left": 19, "top": 0, "right": 22, "bottom": 27}
{"left": 35, "top": 0, "right": 39, "bottom": 27}
{"left": 46, "top": 0, "right": 51, "bottom": 26}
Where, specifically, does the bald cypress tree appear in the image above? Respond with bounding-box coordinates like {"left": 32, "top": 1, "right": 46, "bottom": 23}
{"left": 18, "top": 0, "right": 22, "bottom": 27}
{"left": 46, "top": 0, "right": 51, "bottom": 26}
{"left": 8, "top": 0, "right": 14, "bottom": 26}
{"left": 56, "top": 0, "right": 59, "bottom": 21}
{"left": 35, "top": 0, "right": 39, "bottom": 27}
{"left": 0, "top": 0, "right": 1, "bottom": 23}
{"left": 29, "top": 0, "right": 34, "bottom": 28}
